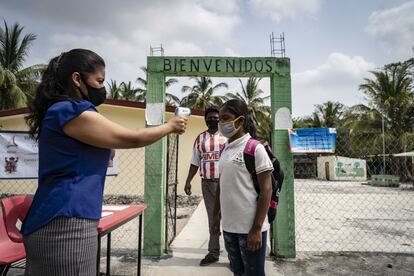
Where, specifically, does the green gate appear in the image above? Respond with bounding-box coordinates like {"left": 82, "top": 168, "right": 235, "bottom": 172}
{"left": 143, "top": 56, "right": 295, "bottom": 258}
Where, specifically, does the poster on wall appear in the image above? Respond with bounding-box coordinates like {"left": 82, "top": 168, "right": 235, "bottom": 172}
{"left": 288, "top": 128, "right": 337, "bottom": 153}
{"left": 0, "top": 131, "right": 118, "bottom": 179}
{"left": 335, "top": 159, "right": 366, "bottom": 178}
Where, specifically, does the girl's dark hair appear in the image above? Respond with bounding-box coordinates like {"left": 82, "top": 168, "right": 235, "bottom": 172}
{"left": 221, "top": 99, "right": 257, "bottom": 138}
{"left": 25, "top": 49, "right": 105, "bottom": 140}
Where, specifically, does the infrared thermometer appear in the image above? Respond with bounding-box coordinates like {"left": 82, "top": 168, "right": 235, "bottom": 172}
{"left": 175, "top": 107, "right": 191, "bottom": 117}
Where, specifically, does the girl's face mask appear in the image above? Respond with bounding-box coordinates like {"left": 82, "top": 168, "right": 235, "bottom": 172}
{"left": 218, "top": 116, "right": 242, "bottom": 138}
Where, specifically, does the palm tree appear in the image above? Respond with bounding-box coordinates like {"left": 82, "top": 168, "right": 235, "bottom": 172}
{"left": 225, "top": 78, "right": 270, "bottom": 124}
{"left": 136, "top": 66, "right": 178, "bottom": 103}
{"left": 293, "top": 113, "right": 322, "bottom": 128}
{"left": 120, "top": 81, "right": 140, "bottom": 101}
{"left": 0, "top": 21, "right": 45, "bottom": 104}
{"left": 107, "top": 79, "right": 122, "bottom": 100}
{"left": 181, "top": 77, "right": 227, "bottom": 109}
{"left": 313, "top": 101, "right": 346, "bottom": 127}
{"left": 358, "top": 61, "right": 414, "bottom": 143}
{"left": 0, "top": 67, "right": 26, "bottom": 109}
{"left": 224, "top": 77, "right": 272, "bottom": 142}
{"left": 165, "top": 94, "right": 182, "bottom": 107}
{"left": 344, "top": 60, "right": 414, "bottom": 177}
{"left": 256, "top": 113, "right": 272, "bottom": 143}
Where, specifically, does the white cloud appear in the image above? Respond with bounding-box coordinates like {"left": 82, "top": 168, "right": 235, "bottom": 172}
{"left": 249, "top": 0, "right": 321, "bottom": 22}
{"left": 366, "top": 1, "right": 414, "bottom": 59}
{"left": 1, "top": 0, "right": 239, "bottom": 43}
{"left": 292, "top": 53, "right": 376, "bottom": 117}
{"left": 224, "top": 48, "right": 241, "bottom": 56}
{"left": 49, "top": 33, "right": 147, "bottom": 83}
{"left": 0, "top": 0, "right": 240, "bottom": 83}
{"left": 167, "top": 41, "right": 205, "bottom": 56}
{"left": 197, "top": 0, "right": 240, "bottom": 14}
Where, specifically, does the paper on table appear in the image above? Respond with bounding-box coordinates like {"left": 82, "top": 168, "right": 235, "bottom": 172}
{"left": 103, "top": 205, "right": 129, "bottom": 211}
{"left": 101, "top": 211, "right": 113, "bottom": 218}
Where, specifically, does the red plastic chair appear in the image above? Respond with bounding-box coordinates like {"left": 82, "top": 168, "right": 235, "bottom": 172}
{"left": 1, "top": 195, "right": 33, "bottom": 243}
{"left": 0, "top": 213, "right": 26, "bottom": 276}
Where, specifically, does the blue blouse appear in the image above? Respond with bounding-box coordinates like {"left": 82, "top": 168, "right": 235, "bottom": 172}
{"left": 21, "top": 100, "right": 111, "bottom": 235}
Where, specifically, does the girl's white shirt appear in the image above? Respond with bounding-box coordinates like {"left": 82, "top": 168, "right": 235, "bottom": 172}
{"left": 219, "top": 133, "right": 273, "bottom": 234}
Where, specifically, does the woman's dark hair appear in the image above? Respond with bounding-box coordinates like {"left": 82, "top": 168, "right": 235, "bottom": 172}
{"left": 221, "top": 99, "right": 257, "bottom": 138}
{"left": 204, "top": 106, "right": 219, "bottom": 120}
{"left": 25, "top": 49, "right": 105, "bottom": 140}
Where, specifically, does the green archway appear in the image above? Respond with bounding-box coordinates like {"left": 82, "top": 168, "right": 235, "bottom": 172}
{"left": 144, "top": 56, "right": 295, "bottom": 258}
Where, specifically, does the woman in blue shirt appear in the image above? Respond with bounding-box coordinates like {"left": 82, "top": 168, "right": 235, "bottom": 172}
{"left": 22, "top": 49, "right": 187, "bottom": 276}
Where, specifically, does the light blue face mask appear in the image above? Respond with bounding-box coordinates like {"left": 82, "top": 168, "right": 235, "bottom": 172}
{"left": 218, "top": 116, "right": 242, "bottom": 138}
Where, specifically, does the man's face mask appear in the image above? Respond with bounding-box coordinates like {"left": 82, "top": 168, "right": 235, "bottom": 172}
{"left": 218, "top": 116, "right": 242, "bottom": 138}
{"left": 80, "top": 75, "right": 107, "bottom": 106}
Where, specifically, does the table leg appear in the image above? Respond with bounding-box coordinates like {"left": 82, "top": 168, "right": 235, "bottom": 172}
{"left": 106, "top": 232, "right": 111, "bottom": 276}
{"left": 97, "top": 234, "right": 101, "bottom": 276}
{"left": 138, "top": 214, "right": 142, "bottom": 276}
{"left": 0, "top": 265, "right": 10, "bottom": 276}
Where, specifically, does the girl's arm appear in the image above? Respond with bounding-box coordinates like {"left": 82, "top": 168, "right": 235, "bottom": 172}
{"left": 247, "top": 170, "right": 272, "bottom": 251}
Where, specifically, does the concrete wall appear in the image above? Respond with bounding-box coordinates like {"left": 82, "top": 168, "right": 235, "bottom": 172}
{"left": 317, "top": 156, "right": 336, "bottom": 180}
{"left": 317, "top": 156, "right": 367, "bottom": 181}
{"left": 0, "top": 103, "right": 206, "bottom": 196}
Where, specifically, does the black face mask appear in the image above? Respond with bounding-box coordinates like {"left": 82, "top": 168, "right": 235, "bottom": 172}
{"left": 206, "top": 119, "right": 219, "bottom": 132}
{"left": 80, "top": 76, "right": 107, "bottom": 106}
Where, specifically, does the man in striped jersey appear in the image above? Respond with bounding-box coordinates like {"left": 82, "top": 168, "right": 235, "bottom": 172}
{"left": 184, "top": 106, "right": 227, "bottom": 266}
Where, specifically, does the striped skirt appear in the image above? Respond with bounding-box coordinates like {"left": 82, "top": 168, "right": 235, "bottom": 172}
{"left": 23, "top": 217, "right": 99, "bottom": 276}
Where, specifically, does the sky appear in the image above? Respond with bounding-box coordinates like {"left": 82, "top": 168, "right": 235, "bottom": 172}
{"left": 1, "top": 0, "right": 413, "bottom": 117}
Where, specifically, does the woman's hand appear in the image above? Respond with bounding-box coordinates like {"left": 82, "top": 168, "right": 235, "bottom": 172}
{"left": 247, "top": 228, "right": 262, "bottom": 251}
{"left": 168, "top": 116, "right": 188, "bottom": 134}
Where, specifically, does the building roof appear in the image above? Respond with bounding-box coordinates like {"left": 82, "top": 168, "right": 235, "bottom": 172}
{"left": 0, "top": 99, "right": 205, "bottom": 118}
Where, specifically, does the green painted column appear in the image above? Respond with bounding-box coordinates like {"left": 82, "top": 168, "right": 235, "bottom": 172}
{"left": 271, "top": 58, "right": 296, "bottom": 258}
{"left": 143, "top": 68, "right": 167, "bottom": 256}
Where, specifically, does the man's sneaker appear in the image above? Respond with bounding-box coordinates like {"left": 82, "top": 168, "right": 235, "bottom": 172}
{"left": 199, "top": 253, "right": 219, "bottom": 266}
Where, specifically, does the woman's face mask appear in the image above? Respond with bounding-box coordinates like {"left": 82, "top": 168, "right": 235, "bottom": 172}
{"left": 218, "top": 116, "right": 242, "bottom": 138}
{"left": 81, "top": 76, "right": 107, "bottom": 106}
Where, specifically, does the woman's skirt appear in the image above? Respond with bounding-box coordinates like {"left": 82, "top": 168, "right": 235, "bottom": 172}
{"left": 23, "top": 216, "right": 99, "bottom": 276}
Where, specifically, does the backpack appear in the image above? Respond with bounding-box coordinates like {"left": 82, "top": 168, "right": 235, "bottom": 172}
{"left": 243, "top": 138, "right": 284, "bottom": 223}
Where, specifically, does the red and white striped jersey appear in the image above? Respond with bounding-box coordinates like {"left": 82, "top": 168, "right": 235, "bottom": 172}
{"left": 191, "top": 130, "right": 227, "bottom": 179}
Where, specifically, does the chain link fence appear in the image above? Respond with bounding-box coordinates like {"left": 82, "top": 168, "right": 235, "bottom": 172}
{"left": 294, "top": 128, "right": 414, "bottom": 253}
{"left": 166, "top": 134, "right": 179, "bottom": 249}
{"left": 0, "top": 145, "right": 147, "bottom": 269}
{"left": 101, "top": 147, "right": 145, "bottom": 259}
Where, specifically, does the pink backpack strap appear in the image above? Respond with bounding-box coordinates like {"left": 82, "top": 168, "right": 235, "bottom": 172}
{"left": 219, "top": 143, "right": 226, "bottom": 155}
{"left": 244, "top": 138, "right": 260, "bottom": 157}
